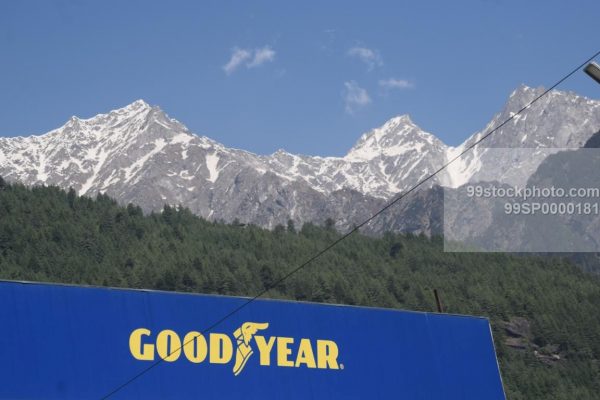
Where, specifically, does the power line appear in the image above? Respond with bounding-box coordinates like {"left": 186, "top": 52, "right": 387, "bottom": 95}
{"left": 99, "top": 49, "right": 600, "bottom": 399}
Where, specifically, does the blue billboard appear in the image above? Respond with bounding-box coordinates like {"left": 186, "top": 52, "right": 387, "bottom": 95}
{"left": 0, "top": 280, "right": 505, "bottom": 399}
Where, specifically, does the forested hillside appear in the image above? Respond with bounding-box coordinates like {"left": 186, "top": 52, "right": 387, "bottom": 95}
{"left": 0, "top": 178, "right": 599, "bottom": 399}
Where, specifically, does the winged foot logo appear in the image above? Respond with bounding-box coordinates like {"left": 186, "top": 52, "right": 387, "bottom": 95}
{"left": 232, "top": 322, "right": 269, "bottom": 375}
{"left": 129, "top": 322, "right": 342, "bottom": 375}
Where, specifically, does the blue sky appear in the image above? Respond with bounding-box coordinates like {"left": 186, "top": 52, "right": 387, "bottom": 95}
{"left": 1, "top": 0, "right": 599, "bottom": 156}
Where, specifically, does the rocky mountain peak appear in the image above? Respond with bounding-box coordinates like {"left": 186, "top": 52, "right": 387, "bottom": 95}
{"left": 498, "top": 84, "right": 545, "bottom": 117}
{"left": 382, "top": 114, "right": 414, "bottom": 129}
{"left": 510, "top": 84, "right": 543, "bottom": 97}
{"left": 504, "top": 84, "right": 598, "bottom": 118}
{"left": 87, "top": 99, "right": 153, "bottom": 122}
{"left": 126, "top": 99, "right": 151, "bottom": 111}
{"left": 63, "top": 99, "right": 185, "bottom": 144}
{"left": 345, "top": 114, "right": 444, "bottom": 161}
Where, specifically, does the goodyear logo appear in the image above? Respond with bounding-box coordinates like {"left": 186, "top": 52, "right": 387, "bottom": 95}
{"left": 129, "top": 322, "right": 342, "bottom": 375}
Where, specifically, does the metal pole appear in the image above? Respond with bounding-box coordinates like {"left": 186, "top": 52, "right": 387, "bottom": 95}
{"left": 433, "top": 289, "right": 444, "bottom": 313}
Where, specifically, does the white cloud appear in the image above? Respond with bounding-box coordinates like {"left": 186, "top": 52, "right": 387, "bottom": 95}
{"left": 247, "top": 46, "right": 276, "bottom": 68}
{"left": 347, "top": 46, "right": 383, "bottom": 70}
{"left": 223, "top": 46, "right": 276, "bottom": 75}
{"left": 379, "top": 78, "right": 414, "bottom": 90}
{"left": 343, "top": 81, "right": 371, "bottom": 114}
{"left": 223, "top": 47, "right": 252, "bottom": 75}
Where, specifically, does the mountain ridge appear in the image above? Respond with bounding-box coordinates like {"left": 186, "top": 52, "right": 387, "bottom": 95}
{"left": 1, "top": 85, "right": 599, "bottom": 232}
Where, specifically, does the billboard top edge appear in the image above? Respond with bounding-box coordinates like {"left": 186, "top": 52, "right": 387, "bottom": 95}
{"left": 0, "top": 278, "right": 490, "bottom": 322}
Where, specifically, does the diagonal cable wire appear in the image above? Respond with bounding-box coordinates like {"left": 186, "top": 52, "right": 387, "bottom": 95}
{"left": 99, "top": 49, "right": 600, "bottom": 399}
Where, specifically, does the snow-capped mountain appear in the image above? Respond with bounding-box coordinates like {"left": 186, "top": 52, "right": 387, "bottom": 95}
{"left": 0, "top": 85, "right": 599, "bottom": 233}
{"left": 263, "top": 115, "right": 449, "bottom": 199}
{"left": 447, "top": 85, "right": 600, "bottom": 188}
